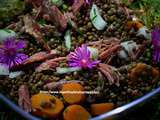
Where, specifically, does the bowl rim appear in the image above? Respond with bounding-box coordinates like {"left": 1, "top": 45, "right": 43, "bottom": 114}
{"left": 90, "top": 86, "right": 160, "bottom": 120}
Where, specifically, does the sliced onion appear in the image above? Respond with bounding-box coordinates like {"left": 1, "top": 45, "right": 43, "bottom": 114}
{"left": 119, "top": 41, "right": 138, "bottom": 59}
{"left": 137, "top": 26, "right": 151, "bottom": 40}
{"left": 0, "top": 64, "right": 9, "bottom": 76}
{"left": 0, "top": 29, "right": 16, "bottom": 42}
{"left": 64, "top": 30, "right": 71, "bottom": 50}
{"left": 9, "top": 71, "right": 24, "bottom": 78}
{"left": 87, "top": 47, "right": 99, "bottom": 60}
{"left": 56, "top": 67, "right": 81, "bottom": 74}
{"left": 90, "top": 4, "right": 107, "bottom": 30}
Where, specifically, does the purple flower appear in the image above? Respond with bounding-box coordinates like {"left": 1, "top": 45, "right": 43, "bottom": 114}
{"left": 68, "top": 44, "right": 100, "bottom": 69}
{"left": 85, "top": 0, "right": 92, "bottom": 5}
{"left": 0, "top": 37, "right": 28, "bottom": 68}
{"left": 152, "top": 27, "right": 160, "bottom": 62}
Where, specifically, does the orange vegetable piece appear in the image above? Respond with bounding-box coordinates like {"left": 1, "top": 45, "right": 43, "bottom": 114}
{"left": 31, "top": 93, "right": 64, "bottom": 118}
{"left": 61, "top": 83, "right": 86, "bottom": 104}
{"left": 127, "top": 21, "right": 144, "bottom": 30}
{"left": 90, "top": 103, "right": 114, "bottom": 115}
{"left": 134, "top": 21, "right": 144, "bottom": 29}
{"left": 63, "top": 105, "right": 91, "bottom": 120}
{"left": 129, "top": 63, "right": 159, "bottom": 81}
{"left": 152, "top": 67, "right": 159, "bottom": 79}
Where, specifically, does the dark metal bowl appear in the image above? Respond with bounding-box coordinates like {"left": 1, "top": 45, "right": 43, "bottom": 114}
{"left": 0, "top": 86, "right": 160, "bottom": 120}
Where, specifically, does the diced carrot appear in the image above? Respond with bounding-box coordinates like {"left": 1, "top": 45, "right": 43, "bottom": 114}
{"left": 61, "top": 83, "right": 86, "bottom": 104}
{"left": 152, "top": 67, "right": 159, "bottom": 79}
{"left": 90, "top": 103, "right": 114, "bottom": 115}
{"left": 129, "top": 63, "right": 159, "bottom": 81}
{"left": 134, "top": 21, "right": 144, "bottom": 29}
{"left": 31, "top": 93, "right": 64, "bottom": 118}
{"left": 127, "top": 21, "right": 144, "bottom": 30}
{"left": 63, "top": 105, "right": 91, "bottom": 120}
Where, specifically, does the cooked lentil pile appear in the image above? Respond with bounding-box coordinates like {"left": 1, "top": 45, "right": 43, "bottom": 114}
{"left": 0, "top": 0, "right": 160, "bottom": 120}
